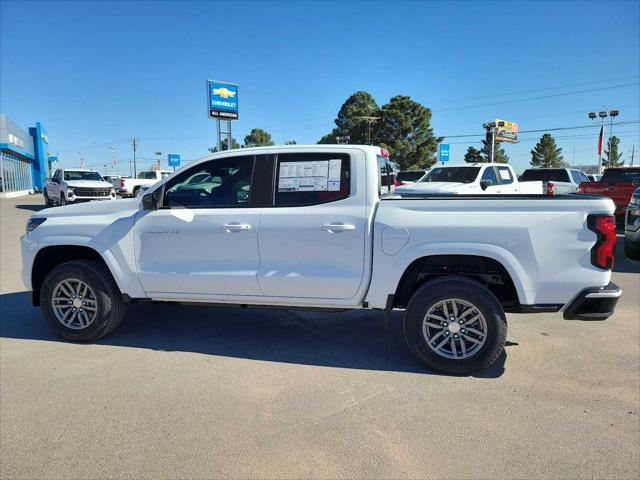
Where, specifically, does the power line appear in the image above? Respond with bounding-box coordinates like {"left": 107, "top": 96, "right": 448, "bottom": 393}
{"left": 426, "top": 75, "right": 640, "bottom": 105}
{"left": 433, "top": 82, "right": 640, "bottom": 113}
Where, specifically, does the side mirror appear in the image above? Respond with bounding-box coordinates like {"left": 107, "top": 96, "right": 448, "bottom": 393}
{"left": 480, "top": 179, "right": 492, "bottom": 190}
{"left": 141, "top": 188, "right": 162, "bottom": 211}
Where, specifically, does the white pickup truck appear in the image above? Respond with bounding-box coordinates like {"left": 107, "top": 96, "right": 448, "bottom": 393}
{"left": 44, "top": 168, "right": 116, "bottom": 206}
{"left": 119, "top": 169, "right": 172, "bottom": 197}
{"left": 22, "top": 145, "right": 621, "bottom": 374}
{"left": 395, "top": 163, "right": 542, "bottom": 195}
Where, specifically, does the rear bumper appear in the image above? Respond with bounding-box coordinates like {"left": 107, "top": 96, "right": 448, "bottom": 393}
{"left": 563, "top": 282, "right": 621, "bottom": 320}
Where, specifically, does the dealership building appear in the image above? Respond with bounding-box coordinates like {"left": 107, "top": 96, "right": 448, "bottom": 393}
{"left": 0, "top": 114, "right": 52, "bottom": 197}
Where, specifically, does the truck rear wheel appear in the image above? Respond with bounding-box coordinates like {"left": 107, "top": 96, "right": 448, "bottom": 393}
{"left": 403, "top": 276, "right": 507, "bottom": 375}
{"left": 40, "top": 260, "right": 126, "bottom": 341}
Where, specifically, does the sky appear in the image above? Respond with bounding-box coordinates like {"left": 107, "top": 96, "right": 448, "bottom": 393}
{"left": 1, "top": 0, "right": 639, "bottom": 175}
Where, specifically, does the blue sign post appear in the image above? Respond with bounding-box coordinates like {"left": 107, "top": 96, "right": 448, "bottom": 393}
{"left": 168, "top": 153, "right": 181, "bottom": 169}
{"left": 438, "top": 143, "right": 450, "bottom": 164}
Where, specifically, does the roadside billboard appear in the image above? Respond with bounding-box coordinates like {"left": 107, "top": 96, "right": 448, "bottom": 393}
{"left": 207, "top": 80, "right": 239, "bottom": 120}
{"left": 495, "top": 119, "right": 518, "bottom": 143}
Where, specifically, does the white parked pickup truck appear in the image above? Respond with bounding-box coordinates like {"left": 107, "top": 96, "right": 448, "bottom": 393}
{"left": 44, "top": 168, "right": 116, "bottom": 206}
{"left": 22, "top": 145, "right": 621, "bottom": 374}
{"left": 119, "top": 169, "right": 172, "bottom": 197}
{"left": 395, "top": 163, "right": 542, "bottom": 195}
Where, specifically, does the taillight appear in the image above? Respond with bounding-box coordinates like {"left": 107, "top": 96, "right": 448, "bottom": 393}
{"left": 546, "top": 182, "right": 555, "bottom": 196}
{"left": 120, "top": 178, "right": 125, "bottom": 188}
{"left": 587, "top": 215, "right": 616, "bottom": 270}
{"left": 578, "top": 183, "right": 585, "bottom": 193}
{"left": 393, "top": 179, "right": 405, "bottom": 187}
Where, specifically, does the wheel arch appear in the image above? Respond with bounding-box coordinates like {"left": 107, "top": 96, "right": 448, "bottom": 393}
{"left": 392, "top": 254, "right": 525, "bottom": 312}
{"left": 31, "top": 245, "right": 118, "bottom": 306}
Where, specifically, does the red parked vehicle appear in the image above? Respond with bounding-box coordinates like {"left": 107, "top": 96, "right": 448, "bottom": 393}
{"left": 579, "top": 167, "right": 640, "bottom": 223}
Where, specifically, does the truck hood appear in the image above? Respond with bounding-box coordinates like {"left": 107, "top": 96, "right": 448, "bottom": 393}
{"left": 395, "top": 182, "right": 472, "bottom": 194}
{"left": 36, "top": 197, "right": 141, "bottom": 218}
{"left": 66, "top": 180, "right": 115, "bottom": 189}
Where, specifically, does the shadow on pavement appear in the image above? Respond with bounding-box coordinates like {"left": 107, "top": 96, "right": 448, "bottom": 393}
{"left": 614, "top": 234, "right": 640, "bottom": 274}
{"left": 14, "top": 203, "right": 46, "bottom": 212}
{"left": 0, "top": 291, "right": 506, "bottom": 378}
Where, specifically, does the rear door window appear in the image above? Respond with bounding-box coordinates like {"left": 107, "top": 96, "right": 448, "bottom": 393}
{"left": 570, "top": 170, "right": 583, "bottom": 184}
{"left": 496, "top": 166, "right": 514, "bottom": 184}
{"left": 274, "top": 153, "right": 350, "bottom": 207}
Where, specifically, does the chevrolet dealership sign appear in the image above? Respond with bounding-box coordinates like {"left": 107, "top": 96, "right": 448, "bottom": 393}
{"left": 207, "top": 80, "right": 239, "bottom": 119}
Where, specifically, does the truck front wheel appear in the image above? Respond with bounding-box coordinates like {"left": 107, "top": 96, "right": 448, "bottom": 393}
{"left": 403, "top": 276, "right": 507, "bottom": 375}
{"left": 40, "top": 260, "right": 126, "bottom": 341}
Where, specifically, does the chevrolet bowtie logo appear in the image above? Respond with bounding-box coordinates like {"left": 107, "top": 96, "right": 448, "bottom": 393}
{"left": 213, "top": 87, "right": 236, "bottom": 99}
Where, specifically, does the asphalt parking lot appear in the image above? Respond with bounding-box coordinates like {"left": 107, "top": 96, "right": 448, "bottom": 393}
{"left": 1, "top": 195, "right": 639, "bottom": 479}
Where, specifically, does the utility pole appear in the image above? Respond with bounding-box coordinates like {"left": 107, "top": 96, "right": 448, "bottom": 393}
{"left": 631, "top": 145, "right": 635, "bottom": 166}
{"left": 110, "top": 146, "right": 116, "bottom": 175}
{"left": 130, "top": 138, "right": 139, "bottom": 178}
{"left": 154, "top": 151, "right": 162, "bottom": 170}
{"left": 357, "top": 116, "right": 381, "bottom": 144}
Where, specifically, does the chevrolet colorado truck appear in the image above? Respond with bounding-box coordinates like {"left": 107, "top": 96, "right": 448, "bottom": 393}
{"left": 22, "top": 145, "right": 621, "bottom": 374}
{"left": 44, "top": 168, "right": 116, "bottom": 206}
{"left": 579, "top": 167, "right": 640, "bottom": 223}
{"left": 395, "top": 163, "right": 543, "bottom": 195}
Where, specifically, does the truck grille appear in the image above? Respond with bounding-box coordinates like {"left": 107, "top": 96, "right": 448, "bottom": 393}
{"left": 73, "top": 187, "right": 112, "bottom": 197}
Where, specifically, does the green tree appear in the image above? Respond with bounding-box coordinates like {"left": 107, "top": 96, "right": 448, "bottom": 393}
{"left": 464, "top": 146, "right": 483, "bottom": 163}
{"left": 377, "top": 95, "right": 442, "bottom": 170}
{"left": 604, "top": 135, "right": 623, "bottom": 167}
{"left": 318, "top": 91, "right": 381, "bottom": 144}
{"left": 243, "top": 128, "right": 274, "bottom": 147}
{"left": 208, "top": 137, "right": 240, "bottom": 153}
{"left": 530, "top": 134, "right": 566, "bottom": 167}
{"left": 480, "top": 138, "right": 509, "bottom": 163}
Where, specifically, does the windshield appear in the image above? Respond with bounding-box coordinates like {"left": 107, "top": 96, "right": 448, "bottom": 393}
{"left": 601, "top": 168, "right": 640, "bottom": 183}
{"left": 64, "top": 171, "right": 103, "bottom": 181}
{"left": 397, "top": 171, "right": 426, "bottom": 182}
{"left": 421, "top": 167, "right": 480, "bottom": 183}
{"left": 521, "top": 169, "right": 570, "bottom": 182}
{"left": 139, "top": 171, "right": 157, "bottom": 180}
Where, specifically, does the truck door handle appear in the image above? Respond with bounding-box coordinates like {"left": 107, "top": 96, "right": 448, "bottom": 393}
{"left": 321, "top": 223, "right": 356, "bottom": 232}
{"left": 222, "top": 223, "right": 252, "bottom": 232}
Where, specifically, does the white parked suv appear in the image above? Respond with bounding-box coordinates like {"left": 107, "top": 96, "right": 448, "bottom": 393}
{"left": 22, "top": 145, "right": 621, "bottom": 374}
{"left": 520, "top": 168, "right": 590, "bottom": 195}
{"left": 44, "top": 169, "right": 116, "bottom": 206}
{"left": 395, "top": 163, "right": 543, "bottom": 195}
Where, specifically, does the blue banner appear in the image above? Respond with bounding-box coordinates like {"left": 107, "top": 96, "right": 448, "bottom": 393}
{"left": 168, "top": 153, "right": 181, "bottom": 167}
{"left": 438, "top": 144, "right": 450, "bottom": 162}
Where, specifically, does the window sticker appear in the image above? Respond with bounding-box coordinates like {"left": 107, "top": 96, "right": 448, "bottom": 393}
{"left": 328, "top": 159, "right": 342, "bottom": 191}
{"left": 278, "top": 160, "right": 335, "bottom": 192}
{"left": 498, "top": 169, "right": 511, "bottom": 180}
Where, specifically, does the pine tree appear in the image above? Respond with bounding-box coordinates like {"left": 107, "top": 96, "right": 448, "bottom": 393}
{"left": 480, "top": 139, "right": 509, "bottom": 163}
{"left": 464, "top": 146, "right": 483, "bottom": 163}
{"left": 377, "top": 95, "right": 442, "bottom": 170}
{"left": 318, "top": 91, "right": 381, "bottom": 144}
{"left": 530, "top": 134, "right": 566, "bottom": 167}
{"left": 604, "top": 135, "right": 623, "bottom": 167}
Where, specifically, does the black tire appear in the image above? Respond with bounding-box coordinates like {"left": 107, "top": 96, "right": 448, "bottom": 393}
{"left": 625, "top": 239, "right": 640, "bottom": 261}
{"left": 132, "top": 187, "right": 140, "bottom": 197}
{"left": 59, "top": 194, "right": 67, "bottom": 206}
{"left": 40, "top": 260, "right": 126, "bottom": 341}
{"left": 44, "top": 191, "right": 52, "bottom": 207}
{"left": 403, "top": 276, "right": 507, "bottom": 375}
